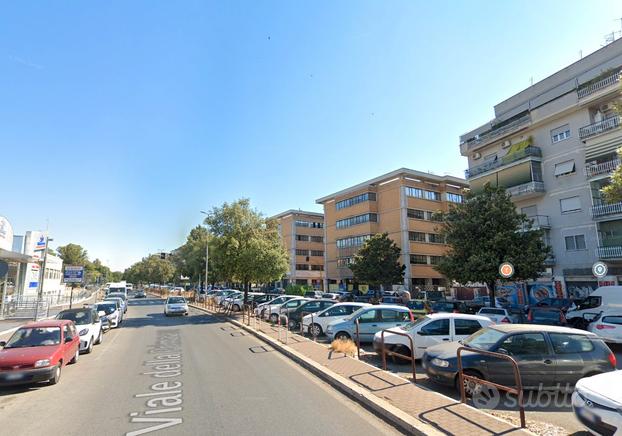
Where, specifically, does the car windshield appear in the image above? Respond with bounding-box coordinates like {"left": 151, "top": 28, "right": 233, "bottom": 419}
{"left": 168, "top": 297, "right": 186, "bottom": 304}
{"left": 344, "top": 306, "right": 369, "bottom": 321}
{"left": 402, "top": 316, "right": 430, "bottom": 330}
{"left": 462, "top": 327, "right": 505, "bottom": 350}
{"left": 108, "top": 293, "right": 127, "bottom": 301}
{"left": 96, "top": 303, "right": 117, "bottom": 315}
{"left": 57, "top": 310, "right": 93, "bottom": 324}
{"left": 5, "top": 327, "right": 61, "bottom": 348}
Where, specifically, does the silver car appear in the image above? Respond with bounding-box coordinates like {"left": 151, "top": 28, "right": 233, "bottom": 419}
{"left": 164, "top": 296, "right": 188, "bottom": 316}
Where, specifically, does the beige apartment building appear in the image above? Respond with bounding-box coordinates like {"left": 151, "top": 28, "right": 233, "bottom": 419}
{"left": 270, "top": 210, "right": 325, "bottom": 289}
{"left": 460, "top": 37, "right": 622, "bottom": 301}
{"left": 316, "top": 168, "right": 468, "bottom": 292}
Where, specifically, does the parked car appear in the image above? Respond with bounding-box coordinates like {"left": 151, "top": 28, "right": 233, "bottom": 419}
{"left": 321, "top": 293, "right": 341, "bottom": 300}
{"left": 414, "top": 290, "right": 445, "bottom": 302}
{"left": 572, "top": 370, "right": 622, "bottom": 435}
{"left": 465, "top": 296, "right": 509, "bottom": 313}
{"left": 134, "top": 290, "right": 146, "bottom": 298}
{"left": 101, "top": 299, "right": 124, "bottom": 325}
{"left": 587, "top": 310, "right": 622, "bottom": 344}
{"left": 227, "top": 292, "right": 265, "bottom": 312}
{"left": 567, "top": 286, "right": 622, "bottom": 327}
{"left": 405, "top": 299, "right": 431, "bottom": 318}
{"left": 164, "top": 296, "right": 189, "bottom": 316}
{"left": 304, "top": 290, "right": 323, "bottom": 299}
{"left": 213, "top": 290, "right": 238, "bottom": 305}
{"left": 302, "top": 302, "right": 372, "bottom": 337}
{"left": 373, "top": 313, "right": 493, "bottom": 359}
{"left": 105, "top": 293, "right": 127, "bottom": 313}
{"left": 422, "top": 325, "right": 617, "bottom": 393}
{"left": 431, "top": 301, "right": 468, "bottom": 314}
{"left": 95, "top": 301, "right": 121, "bottom": 328}
{"left": 380, "top": 296, "right": 402, "bottom": 305}
{"left": 535, "top": 297, "right": 575, "bottom": 312}
{"left": 283, "top": 299, "right": 336, "bottom": 330}
{"left": 353, "top": 293, "right": 375, "bottom": 304}
{"left": 527, "top": 307, "right": 567, "bottom": 326}
{"left": 0, "top": 320, "right": 80, "bottom": 386}
{"left": 271, "top": 298, "right": 311, "bottom": 323}
{"left": 476, "top": 307, "right": 513, "bottom": 324}
{"left": 56, "top": 308, "right": 103, "bottom": 354}
{"left": 326, "top": 305, "right": 414, "bottom": 342}
{"left": 171, "top": 287, "right": 185, "bottom": 294}
{"left": 337, "top": 292, "right": 354, "bottom": 302}
{"left": 254, "top": 295, "right": 297, "bottom": 319}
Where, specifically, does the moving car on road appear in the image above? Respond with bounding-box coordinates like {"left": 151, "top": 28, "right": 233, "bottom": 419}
{"left": 56, "top": 308, "right": 103, "bottom": 354}
{"left": 0, "top": 320, "right": 80, "bottom": 386}
{"left": 96, "top": 301, "right": 122, "bottom": 328}
{"left": 302, "top": 302, "right": 371, "bottom": 337}
{"left": 134, "top": 290, "right": 146, "bottom": 298}
{"left": 164, "top": 296, "right": 189, "bottom": 316}
{"left": 422, "top": 324, "right": 617, "bottom": 393}
{"left": 326, "top": 305, "right": 414, "bottom": 342}
{"left": 572, "top": 370, "right": 622, "bottom": 435}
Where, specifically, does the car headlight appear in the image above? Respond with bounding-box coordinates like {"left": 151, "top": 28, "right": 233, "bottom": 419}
{"left": 34, "top": 359, "right": 51, "bottom": 368}
{"left": 79, "top": 328, "right": 89, "bottom": 336}
{"left": 431, "top": 358, "right": 449, "bottom": 368}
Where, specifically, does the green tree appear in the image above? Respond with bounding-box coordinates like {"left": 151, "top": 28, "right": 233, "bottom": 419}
{"left": 349, "top": 233, "right": 405, "bottom": 291}
{"left": 56, "top": 243, "right": 89, "bottom": 269}
{"left": 123, "top": 255, "right": 176, "bottom": 285}
{"left": 601, "top": 148, "right": 622, "bottom": 204}
{"left": 108, "top": 271, "right": 123, "bottom": 282}
{"left": 434, "top": 184, "right": 550, "bottom": 307}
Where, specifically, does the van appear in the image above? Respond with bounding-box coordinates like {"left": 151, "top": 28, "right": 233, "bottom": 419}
{"left": 566, "top": 286, "right": 622, "bottom": 327}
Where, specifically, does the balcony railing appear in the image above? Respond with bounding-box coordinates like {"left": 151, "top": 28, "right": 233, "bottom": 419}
{"left": 585, "top": 158, "right": 620, "bottom": 178}
{"left": 464, "top": 113, "right": 531, "bottom": 150}
{"left": 465, "top": 146, "right": 542, "bottom": 179}
{"left": 579, "top": 115, "right": 621, "bottom": 140}
{"left": 591, "top": 201, "right": 622, "bottom": 218}
{"left": 597, "top": 245, "right": 622, "bottom": 260}
{"left": 578, "top": 71, "right": 622, "bottom": 99}
{"left": 507, "top": 181, "right": 545, "bottom": 198}
{"left": 522, "top": 215, "right": 550, "bottom": 231}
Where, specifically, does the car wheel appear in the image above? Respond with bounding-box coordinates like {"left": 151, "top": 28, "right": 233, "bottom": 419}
{"left": 97, "top": 330, "right": 103, "bottom": 344}
{"left": 391, "top": 345, "right": 412, "bottom": 363}
{"left": 335, "top": 331, "right": 351, "bottom": 341}
{"left": 457, "top": 370, "right": 484, "bottom": 397}
{"left": 260, "top": 309, "right": 266, "bottom": 319}
{"left": 86, "top": 338, "right": 94, "bottom": 354}
{"left": 70, "top": 349, "right": 79, "bottom": 364}
{"left": 309, "top": 323, "right": 323, "bottom": 337}
{"left": 48, "top": 364, "right": 61, "bottom": 385}
{"left": 269, "top": 313, "right": 278, "bottom": 323}
{"left": 232, "top": 304, "right": 240, "bottom": 312}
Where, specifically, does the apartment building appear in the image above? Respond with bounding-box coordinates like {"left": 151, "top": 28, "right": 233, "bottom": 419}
{"left": 316, "top": 168, "right": 468, "bottom": 292}
{"left": 270, "top": 210, "right": 325, "bottom": 289}
{"left": 460, "top": 38, "right": 622, "bottom": 301}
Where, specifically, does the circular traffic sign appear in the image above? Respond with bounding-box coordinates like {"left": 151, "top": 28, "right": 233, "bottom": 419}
{"left": 499, "top": 262, "right": 514, "bottom": 279}
{"left": 592, "top": 261, "right": 608, "bottom": 278}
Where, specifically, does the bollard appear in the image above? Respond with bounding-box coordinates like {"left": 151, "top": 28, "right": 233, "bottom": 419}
{"left": 355, "top": 319, "right": 361, "bottom": 360}
{"left": 284, "top": 315, "right": 288, "bottom": 344}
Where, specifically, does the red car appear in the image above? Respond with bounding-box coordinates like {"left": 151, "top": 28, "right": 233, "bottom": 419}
{"left": 0, "top": 320, "right": 80, "bottom": 386}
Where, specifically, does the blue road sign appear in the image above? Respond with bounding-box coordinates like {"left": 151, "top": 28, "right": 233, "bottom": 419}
{"left": 64, "top": 265, "right": 84, "bottom": 283}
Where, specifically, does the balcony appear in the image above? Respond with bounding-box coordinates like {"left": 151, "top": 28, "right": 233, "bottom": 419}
{"left": 579, "top": 115, "right": 621, "bottom": 140}
{"left": 522, "top": 215, "right": 551, "bottom": 231}
{"left": 465, "top": 146, "right": 542, "bottom": 179}
{"left": 463, "top": 113, "right": 531, "bottom": 151}
{"left": 591, "top": 201, "right": 622, "bottom": 219}
{"left": 507, "top": 181, "right": 545, "bottom": 199}
{"left": 597, "top": 245, "right": 622, "bottom": 260}
{"left": 578, "top": 71, "right": 622, "bottom": 99}
{"left": 585, "top": 158, "right": 620, "bottom": 179}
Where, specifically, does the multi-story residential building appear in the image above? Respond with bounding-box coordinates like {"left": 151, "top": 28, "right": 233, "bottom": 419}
{"left": 460, "top": 38, "right": 622, "bottom": 301}
{"left": 270, "top": 210, "right": 325, "bottom": 289}
{"left": 316, "top": 168, "right": 468, "bottom": 292}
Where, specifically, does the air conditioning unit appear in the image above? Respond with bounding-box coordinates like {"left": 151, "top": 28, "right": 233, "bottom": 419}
{"left": 473, "top": 152, "right": 481, "bottom": 160}
{"left": 502, "top": 140, "right": 511, "bottom": 148}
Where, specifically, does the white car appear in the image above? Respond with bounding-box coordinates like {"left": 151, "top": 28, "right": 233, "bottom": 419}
{"left": 266, "top": 297, "right": 310, "bottom": 323}
{"left": 214, "top": 290, "right": 238, "bottom": 305}
{"left": 572, "top": 371, "right": 622, "bottom": 435}
{"left": 476, "top": 307, "right": 513, "bottom": 324}
{"left": 98, "top": 300, "right": 123, "bottom": 326}
{"left": 373, "top": 313, "right": 493, "bottom": 359}
{"left": 164, "top": 296, "right": 189, "bottom": 316}
{"left": 302, "top": 302, "right": 371, "bottom": 337}
{"left": 227, "top": 292, "right": 264, "bottom": 312}
{"left": 105, "top": 293, "right": 127, "bottom": 313}
{"left": 588, "top": 310, "right": 622, "bottom": 344}
{"left": 56, "top": 308, "right": 104, "bottom": 353}
{"left": 255, "top": 295, "right": 297, "bottom": 318}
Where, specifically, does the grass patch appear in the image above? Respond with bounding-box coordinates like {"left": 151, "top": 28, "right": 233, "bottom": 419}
{"left": 330, "top": 339, "right": 358, "bottom": 357}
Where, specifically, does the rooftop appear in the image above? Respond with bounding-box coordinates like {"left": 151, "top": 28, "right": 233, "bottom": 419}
{"left": 269, "top": 209, "right": 324, "bottom": 220}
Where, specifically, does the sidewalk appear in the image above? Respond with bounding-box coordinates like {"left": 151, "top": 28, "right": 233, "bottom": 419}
{"left": 192, "top": 303, "right": 531, "bottom": 436}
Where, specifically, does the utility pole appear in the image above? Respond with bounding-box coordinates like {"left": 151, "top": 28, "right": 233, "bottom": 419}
{"left": 34, "top": 234, "right": 51, "bottom": 320}
{"left": 200, "top": 211, "right": 210, "bottom": 291}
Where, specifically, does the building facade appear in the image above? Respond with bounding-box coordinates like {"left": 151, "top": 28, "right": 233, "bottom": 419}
{"left": 460, "top": 38, "right": 622, "bottom": 300}
{"left": 316, "top": 168, "right": 468, "bottom": 293}
{"left": 270, "top": 210, "right": 325, "bottom": 289}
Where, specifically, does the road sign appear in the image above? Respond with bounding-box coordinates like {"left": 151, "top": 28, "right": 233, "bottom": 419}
{"left": 64, "top": 265, "right": 85, "bottom": 283}
{"left": 592, "top": 262, "right": 608, "bottom": 278}
{"left": 499, "top": 262, "right": 515, "bottom": 279}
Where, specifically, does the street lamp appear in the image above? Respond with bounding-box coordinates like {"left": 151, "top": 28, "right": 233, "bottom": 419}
{"left": 200, "top": 211, "right": 209, "bottom": 291}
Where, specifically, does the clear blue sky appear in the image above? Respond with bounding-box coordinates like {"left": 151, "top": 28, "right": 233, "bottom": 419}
{"left": 3, "top": 1, "right": 622, "bottom": 271}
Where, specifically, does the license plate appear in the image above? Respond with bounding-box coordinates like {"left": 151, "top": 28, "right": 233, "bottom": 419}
{"left": 6, "top": 373, "right": 24, "bottom": 381}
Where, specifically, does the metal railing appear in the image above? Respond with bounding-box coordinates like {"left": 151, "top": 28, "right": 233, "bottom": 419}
{"left": 506, "top": 181, "right": 545, "bottom": 197}
{"left": 578, "top": 71, "right": 622, "bottom": 99}
{"left": 579, "top": 115, "right": 621, "bottom": 140}
{"left": 465, "top": 146, "right": 542, "bottom": 179}
{"left": 597, "top": 245, "right": 622, "bottom": 259}
{"left": 300, "top": 312, "right": 318, "bottom": 342}
{"left": 457, "top": 346, "right": 525, "bottom": 428}
{"left": 591, "top": 201, "right": 622, "bottom": 218}
{"left": 585, "top": 158, "right": 620, "bottom": 178}
{"left": 463, "top": 113, "right": 531, "bottom": 150}
{"left": 379, "top": 329, "right": 417, "bottom": 383}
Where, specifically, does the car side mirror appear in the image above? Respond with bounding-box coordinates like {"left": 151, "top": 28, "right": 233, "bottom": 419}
{"left": 0, "top": 341, "right": 6, "bottom": 347}
{"left": 496, "top": 347, "right": 509, "bottom": 355}
{"left": 583, "top": 313, "right": 599, "bottom": 322}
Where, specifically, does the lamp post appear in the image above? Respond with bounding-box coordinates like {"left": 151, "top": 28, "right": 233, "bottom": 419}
{"left": 200, "top": 211, "right": 209, "bottom": 292}
{"left": 34, "top": 235, "right": 53, "bottom": 320}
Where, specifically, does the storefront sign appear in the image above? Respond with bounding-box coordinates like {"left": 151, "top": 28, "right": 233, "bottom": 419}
{"left": 0, "top": 216, "right": 13, "bottom": 251}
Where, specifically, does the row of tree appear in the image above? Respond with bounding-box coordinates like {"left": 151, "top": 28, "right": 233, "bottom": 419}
{"left": 54, "top": 243, "right": 122, "bottom": 283}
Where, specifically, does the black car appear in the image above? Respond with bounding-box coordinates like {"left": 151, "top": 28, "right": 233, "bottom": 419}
{"left": 422, "top": 324, "right": 617, "bottom": 392}
{"left": 284, "top": 299, "right": 336, "bottom": 330}
{"left": 430, "top": 300, "right": 468, "bottom": 314}
{"left": 134, "top": 290, "right": 146, "bottom": 298}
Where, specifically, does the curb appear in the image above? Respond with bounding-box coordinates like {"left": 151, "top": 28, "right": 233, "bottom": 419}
{"left": 190, "top": 303, "right": 444, "bottom": 436}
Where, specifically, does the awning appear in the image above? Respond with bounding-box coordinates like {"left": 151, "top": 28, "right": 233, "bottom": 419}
{"left": 0, "top": 248, "right": 35, "bottom": 263}
{"left": 554, "top": 160, "right": 576, "bottom": 176}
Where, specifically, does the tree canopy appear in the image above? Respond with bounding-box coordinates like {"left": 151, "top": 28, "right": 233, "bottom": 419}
{"left": 56, "top": 243, "right": 89, "bottom": 267}
{"left": 601, "top": 148, "right": 622, "bottom": 204}
{"left": 350, "top": 233, "right": 405, "bottom": 290}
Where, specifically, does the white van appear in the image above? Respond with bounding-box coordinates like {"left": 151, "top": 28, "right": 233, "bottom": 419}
{"left": 107, "top": 281, "right": 128, "bottom": 297}
{"left": 566, "top": 286, "right": 622, "bottom": 325}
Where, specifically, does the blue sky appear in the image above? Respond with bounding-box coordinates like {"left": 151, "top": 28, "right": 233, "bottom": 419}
{"left": 3, "top": 1, "right": 622, "bottom": 270}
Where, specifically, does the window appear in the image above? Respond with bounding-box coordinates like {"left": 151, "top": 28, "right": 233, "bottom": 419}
{"left": 454, "top": 319, "right": 484, "bottom": 336}
{"left": 602, "top": 316, "right": 622, "bottom": 325}
{"left": 549, "top": 333, "right": 594, "bottom": 354}
{"left": 310, "top": 236, "right": 324, "bottom": 243}
{"left": 336, "top": 235, "right": 371, "bottom": 248}
{"left": 380, "top": 309, "right": 400, "bottom": 322}
{"left": 409, "top": 232, "right": 426, "bottom": 242}
{"left": 295, "top": 220, "right": 310, "bottom": 227}
{"left": 428, "top": 233, "right": 443, "bottom": 244}
{"left": 405, "top": 187, "right": 424, "bottom": 198}
{"left": 410, "top": 254, "right": 427, "bottom": 264}
{"left": 420, "top": 319, "right": 450, "bottom": 335}
{"left": 337, "top": 257, "right": 354, "bottom": 267}
{"left": 296, "top": 235, "right": 309, "bottom": 242}
{"left": 429, "top": 256, "right": 442, "bottom": 265}
{"left": 310, "top": 265, "right": 324, "bottom": 271}
{"left": 310, "top": 250, "right": 324, "bottom": 257}
{"left": 358, "top": 309, "right": 377, "bottom": 323}
{"left": 565, "top": 234, "right": 586, "bottom": 251}
{"left": 324, "top": 306, "right": 349, "bottom": 317}
{"left": 335, "top": 192, "right": 376, "bottom": 210}
{"left": 296, "top": 264, "right": 310, "bottom": 270}
{"left": 302, "top": 301, "right": 321, "bottom": 311}
{"left": 499, "top": 333, "right": 547, "bottom": 355}
{"left": 296, "top": 249, "right": 308, "bottom": 256}
{"left": 554, "top": 160, "right": 575, "bottom": 176}
{"left": 551, "top": 124, "right": 571, "bottom": 143}
{"left": 336, "top": 213, "right": 378, "bottom": 229}
{"left": 407, "top": 209, "right": 425, "bottom": 219}
{"left": 311, "top": 221, "right": 324, "bottom": 229}
{"left": 425, "top": 191, "right": 441, "bottom": 201}
{"left": 427, "top": 211, "right": 441, "bottom": 221}
{"left": 560, "top": 196, "right": 581, "bottom": 213}
{"left": 446, "top": 193, "right": 463, "bottom": 203}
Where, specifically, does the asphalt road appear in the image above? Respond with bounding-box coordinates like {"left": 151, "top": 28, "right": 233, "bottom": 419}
{"left": 0, "top": 298, "right": 402, "bottom": 436}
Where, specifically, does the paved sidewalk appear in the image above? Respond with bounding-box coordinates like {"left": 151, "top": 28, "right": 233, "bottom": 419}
{"left": 193, "top": 303, "right": 530, "bottom": 436}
